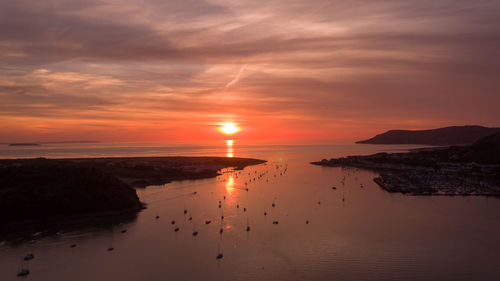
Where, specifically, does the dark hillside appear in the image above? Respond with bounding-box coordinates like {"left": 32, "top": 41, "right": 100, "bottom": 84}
{"left": 0, "top": 161, "right": 142, "bottom": 224}
{"left": 357, "top": 125, "right": 500, "bottom": 145}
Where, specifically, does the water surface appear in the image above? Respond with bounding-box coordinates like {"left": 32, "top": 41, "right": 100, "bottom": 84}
{"left": 1, "top": 142, "right": 499, "bottom": 281}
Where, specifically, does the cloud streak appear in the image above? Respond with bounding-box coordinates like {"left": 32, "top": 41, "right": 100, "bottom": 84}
{"left": 225, "top": 64, "right": 248, "bottom": 90}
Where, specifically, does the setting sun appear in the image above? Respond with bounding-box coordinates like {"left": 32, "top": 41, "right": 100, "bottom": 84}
{"left": 2, "top": 1, "right": 500, "bottom": 280}
{"left": 219, "top": 122, "right": 240, "bottom": 135}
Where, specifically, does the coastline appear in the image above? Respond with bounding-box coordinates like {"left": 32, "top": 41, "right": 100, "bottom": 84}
{"left": 311, "top": 142, "right": 500, "bottom": 198}
{"left": 0, "top": 156, "right": 267, "bottom": 229}
{"left": 0, "top": 204, "right": 142, "bottom": 241}
{"left": 59, "top": 156, "right": 267, "bottom": 187}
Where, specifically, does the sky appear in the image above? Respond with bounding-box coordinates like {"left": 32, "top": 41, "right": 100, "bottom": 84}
{"left": 1, "top": 0, "right": 499, "bottom": 142}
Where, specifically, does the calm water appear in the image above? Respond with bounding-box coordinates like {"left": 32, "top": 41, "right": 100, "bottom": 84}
{"left": 1, "top": 142, "right": 499, "bottom": 281}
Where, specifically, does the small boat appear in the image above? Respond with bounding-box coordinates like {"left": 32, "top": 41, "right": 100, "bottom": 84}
{"left": 107, "top": 247, "right": 114, "bottom": 251}
{"left": 219, "top": 228, "right": 223, "bottom": 234}
{"left": 174, "top": 228, "right": 179, "bottom": 232}
{"left": 205, "top": 220, "right": 211, "bottom": 224}
{"left": 246, "top": 226, "right": 250, "bottom": 232}
{"left": 121, "top": 229, "right": 127, "bottom": 234}
{"left": 273, "top": 221, "right": 279, "bottom": 225}
{"left": 216, "top": 253, "right": 223, "bottom": 259}
{"left": 23, "top": 254, "right": 34, "bottom": 261}
{"left": 155, "top": 216, "right": 160, "bottom": 219}
{"left": 171, "top": 220, "right": 176, "bottom": 225}
{"left": 192, "top": 231, "right": 198, "bottom": 236}
{"left": 17, "top": 269, "right": 30, "bottom": 277}
{"left": 70, "top": 244, "right": 77, "bottom": 248}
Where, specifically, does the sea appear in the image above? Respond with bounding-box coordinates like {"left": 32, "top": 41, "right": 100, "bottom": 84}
{"left": 1, "top": 141, "right": 499, "bottom": 281}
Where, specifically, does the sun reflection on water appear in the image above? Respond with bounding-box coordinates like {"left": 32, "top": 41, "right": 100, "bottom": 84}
{"left": 225, "top": 175, "right": 235, "bottom": 194}
{"left": 226, "top": 139, "right": 234, "bottom": 157}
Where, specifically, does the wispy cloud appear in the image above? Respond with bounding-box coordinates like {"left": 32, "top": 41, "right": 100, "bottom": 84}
{"left": 225, "top": 64, "right": 248, "bottom": 90}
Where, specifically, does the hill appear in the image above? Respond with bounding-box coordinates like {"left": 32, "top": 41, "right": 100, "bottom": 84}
{"left": 0, "top": 157, "right": 266, "bottom": 225}
{"left": 356, "top": 125, "right": 500, "bottom": 145}
{"left": 0, "top": 161, "right": 143, "bottom": 224}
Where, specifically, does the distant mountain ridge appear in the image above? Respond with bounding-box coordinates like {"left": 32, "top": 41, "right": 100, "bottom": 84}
{"left": 356, "top": 125, "right": 500, "bottom": 146}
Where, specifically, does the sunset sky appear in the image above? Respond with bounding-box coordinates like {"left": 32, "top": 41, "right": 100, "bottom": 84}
{"left": 1, "top": 0, "right": 499, "bottom": 142}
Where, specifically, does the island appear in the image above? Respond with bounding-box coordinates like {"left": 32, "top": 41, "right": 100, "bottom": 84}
{"left": 0, "top": 157, "right": 266, "bottom": 225}
{"left": 356, "top": 125, "right": 500, "bottom": 145}
{"left": 8, "top": 143, "right": 41, "bottom": 146}
{"left": 312, "top": 132, "right": 500, "bottom": 197}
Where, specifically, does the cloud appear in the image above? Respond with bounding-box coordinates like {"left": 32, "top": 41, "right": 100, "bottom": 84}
{"left": 225, "top": 64, "right": 248, "bottom": 89}
{"left": 0, "top": 0, "right": 499, "bottom": 141}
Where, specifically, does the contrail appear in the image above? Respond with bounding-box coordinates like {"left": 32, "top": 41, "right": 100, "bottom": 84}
{"left": 225, "top": 64, "right": 248, "bottom": 90}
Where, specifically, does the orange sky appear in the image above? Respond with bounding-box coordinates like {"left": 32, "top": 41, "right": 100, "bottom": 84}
{"left": 1, "top": 0, "right": 499, "bottom": 143}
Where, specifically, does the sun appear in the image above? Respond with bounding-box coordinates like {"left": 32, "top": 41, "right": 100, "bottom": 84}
{"left": 219, "top": 122, "right": 240, "bottom": 135}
